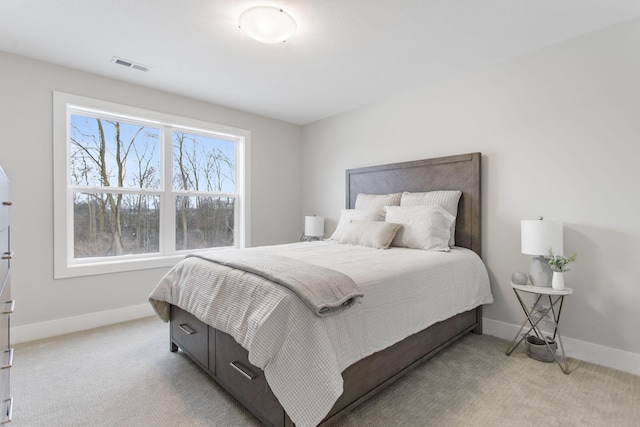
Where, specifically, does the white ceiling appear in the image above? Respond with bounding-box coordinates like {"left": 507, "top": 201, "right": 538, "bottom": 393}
{"left": 2, "top": 1, "right": 640, "bottom": 125}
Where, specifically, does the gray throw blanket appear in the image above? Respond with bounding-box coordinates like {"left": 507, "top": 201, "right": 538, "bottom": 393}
{"left": 187, "top": 250, "right": 363, "bottom": 317}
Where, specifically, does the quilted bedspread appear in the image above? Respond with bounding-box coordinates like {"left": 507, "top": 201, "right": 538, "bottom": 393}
{"left": 149, "top": 241, "right": 493, "bottom": 427}
{"left": 187, "top": 249, "right": 362, "bottom": 316}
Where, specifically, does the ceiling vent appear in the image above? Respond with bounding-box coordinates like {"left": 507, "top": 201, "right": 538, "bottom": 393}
{"left": 111, "top": 56, "right": 150, "bottom": 72}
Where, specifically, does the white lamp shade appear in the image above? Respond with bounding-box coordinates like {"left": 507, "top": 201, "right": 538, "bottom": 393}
{"left": 521, "top": 219, "right": 563, "bottom": 256}
{"left": 304, "top": 216, "right": 324, "bottom": 237}
{"left": 238, "top": 7, "right": 296, "bottom": 44}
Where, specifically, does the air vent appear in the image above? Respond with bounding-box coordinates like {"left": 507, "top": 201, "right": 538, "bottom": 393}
{"left": 111, "top": 56, "right": 150, "bottom": 72}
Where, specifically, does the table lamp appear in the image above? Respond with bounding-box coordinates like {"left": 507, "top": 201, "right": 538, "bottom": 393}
{"left": 521, "top": 217, "right": 563, "bottom": 287}
{"left": 304, "top": 215, "right": 324, "bottom": 241}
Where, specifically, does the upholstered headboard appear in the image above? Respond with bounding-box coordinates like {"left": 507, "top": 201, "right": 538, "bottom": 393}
{"left": 345, "top": 152, "right": 482, "bottom": 256}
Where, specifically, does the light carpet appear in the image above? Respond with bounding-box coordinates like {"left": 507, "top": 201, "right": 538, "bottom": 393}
{"left": 12, "top": 317, "right": 640, "bottom": 426}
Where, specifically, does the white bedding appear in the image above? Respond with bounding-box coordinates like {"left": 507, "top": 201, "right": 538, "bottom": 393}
{"left": 149, "top": 240, "right": 493, "bottom": 427}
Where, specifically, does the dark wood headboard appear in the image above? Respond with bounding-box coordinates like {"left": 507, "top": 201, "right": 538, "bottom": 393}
{"left": 345, "top": 152, "right": 482, "bottom": 256}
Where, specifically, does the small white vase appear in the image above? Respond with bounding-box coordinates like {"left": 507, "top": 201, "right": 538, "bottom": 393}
{"left": 552, "top": 272, "right": 565, "bottom": 290}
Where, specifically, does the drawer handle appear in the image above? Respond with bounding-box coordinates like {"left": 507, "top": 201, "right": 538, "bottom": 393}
{"left": 1, "top": 397, "right": 12, "bottom": 424}
{"left": 1, "top": 201, "right": 11, "bottom": 206}
{"left": 2, "top": 300, "right": 14, "bottom": 315}
{"left": 229, "top": 361, "right": 256, "bottom": 381}
{"left": 1, "top": 348, "right": 12, "bottom": 369}
{"left": 178, "top": 323, "right": 196, "bottom": 335}
{"left": 1, "top": 252, "right": 12, "bottom": 260}
{"left": 0, "top": 397, "right": 13, "bottom": 424}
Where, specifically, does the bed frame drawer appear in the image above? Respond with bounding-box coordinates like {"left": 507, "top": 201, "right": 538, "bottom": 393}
{"left": 215, "top": 330, "right": 284, "bottom": 427}
{"left": 170, "top": 306, "right": 208, "bottom": 368}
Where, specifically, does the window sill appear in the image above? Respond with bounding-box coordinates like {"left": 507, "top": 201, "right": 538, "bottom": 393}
{"left": 54, "top": 254, "right": 185, "bottom": 279}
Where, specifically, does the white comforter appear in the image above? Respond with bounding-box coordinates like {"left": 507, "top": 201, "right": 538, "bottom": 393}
{"left": 149, "top": 241, "right": 493, "bottom": 427}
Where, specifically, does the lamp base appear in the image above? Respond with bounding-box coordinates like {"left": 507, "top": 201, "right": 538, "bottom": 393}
{"left": 529, "top": 256, "right": 553, "bottom": 287}
{"left": 300, "top": 234, "right": 322, "bottom": 242}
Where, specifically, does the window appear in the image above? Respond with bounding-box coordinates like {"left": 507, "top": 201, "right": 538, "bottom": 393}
{"left": 54, "top": 92, "right": 250, "bottom": 278}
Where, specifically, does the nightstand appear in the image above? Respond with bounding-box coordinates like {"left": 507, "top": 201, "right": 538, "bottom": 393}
{"left": 505, "top": 282, "right": 572, "bottom": 374}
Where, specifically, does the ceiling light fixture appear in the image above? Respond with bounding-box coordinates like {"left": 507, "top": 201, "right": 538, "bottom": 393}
{"left": 238, "top": 6, "right": 296, "bottom": 44}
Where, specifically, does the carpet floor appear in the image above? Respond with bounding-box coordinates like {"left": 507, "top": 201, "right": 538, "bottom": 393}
{"left": 12, "top": 316, "right": 640, "bottom": 426}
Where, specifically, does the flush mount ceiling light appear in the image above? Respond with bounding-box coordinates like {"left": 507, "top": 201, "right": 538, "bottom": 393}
{"left": 238, "top": 6, "right": 296, "bottom": 43}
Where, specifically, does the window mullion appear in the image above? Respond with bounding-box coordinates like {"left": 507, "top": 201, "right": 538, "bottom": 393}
{"left": 162, "top": 125, "right": 176, "bottom": 255}
{"left": 69, "top": 186, "right": 163, "bottom": 196}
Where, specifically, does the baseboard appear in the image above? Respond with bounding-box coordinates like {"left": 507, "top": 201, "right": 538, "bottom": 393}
{"left": 10, "top": 303, "right": 156, "bottom": 344}
{"left": 483, "top": 317, "right": 640, "bottom": 377}
{"left": 11, "top": 309, "right": 640, "bottom": 377}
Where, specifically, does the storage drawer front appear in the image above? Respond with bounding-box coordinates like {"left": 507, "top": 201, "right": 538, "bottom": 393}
{"left": 0, "top": 175, "right": 9, "bottom": 232}
{"left": 0, "top": 278, "right": 10, "bottom": 352}
{"left": 0, "top": 309, "right": 7, "bottom": 354}
{"left": 215, "top": 330, "right": 284, "bottom": 426}
{"left": 170, "top": 307, "right": 208, "bottom": 366}
{"left": 0, "top": 351, "right": 9, "bottom": 400}
{"left": 0, "top": 228, "right": 8, "bottom": 289}
{"left": 0, "top": 206, "right": 7, "bottom": 233}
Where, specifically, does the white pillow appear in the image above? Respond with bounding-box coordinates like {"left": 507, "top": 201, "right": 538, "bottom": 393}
{"left": 329, "top": 209, "right": 384, "bottom": 241}
{"left": 338, "top": 221, "right": 402, "bottom": 249}
{"left": 354, "top": 193, "right": 402, "bottom": 210}
{"left": 400, "top": 190, "right": 462, "bottom": 246}
{"left": 385, "top": 205, "right": 455, "bottom": 251}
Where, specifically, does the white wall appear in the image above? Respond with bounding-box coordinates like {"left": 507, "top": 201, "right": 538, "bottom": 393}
{"left": 0, "top": 51, "right": 303, "bottom": 337}
{"left": 302, "top": 18, "right": 640, "bottom": 372}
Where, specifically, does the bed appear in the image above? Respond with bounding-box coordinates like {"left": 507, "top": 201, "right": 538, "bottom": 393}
{"left": 149, "top": 152, "right": 492, "bottom": 427}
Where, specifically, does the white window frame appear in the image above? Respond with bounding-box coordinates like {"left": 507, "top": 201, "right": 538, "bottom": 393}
{"left": 53, "top": 92, "right": 251, "bottom": 279}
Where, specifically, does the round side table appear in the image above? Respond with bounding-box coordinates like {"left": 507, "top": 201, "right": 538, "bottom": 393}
{"left": 505, "top": 282, "right": 572, "bottom": 374}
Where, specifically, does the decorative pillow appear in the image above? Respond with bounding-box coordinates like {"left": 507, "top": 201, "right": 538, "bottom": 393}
{"left": 338, "top": 221, "right": 402, "bottom": 249}
{"left": 384, "top": 205, "right": 455, "bottom": 251}
{"left": 354, "top": 193, "right": 402, "bottom": 210}
{"left": 329, "top": 209, "right": 384, "bottom": 241}
{"left": 400, "top": 190, "right": 462, "bottom": 246}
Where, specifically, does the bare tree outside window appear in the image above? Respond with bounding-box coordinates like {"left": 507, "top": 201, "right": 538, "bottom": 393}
{"left": 69, "top": 115, "right": 237, "bottom": 259}
{"left": 173, "top": 131, "right": 235, "bottom": 250}
{"left": 70, "top": 114, "right": 161, "bottom": 258}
